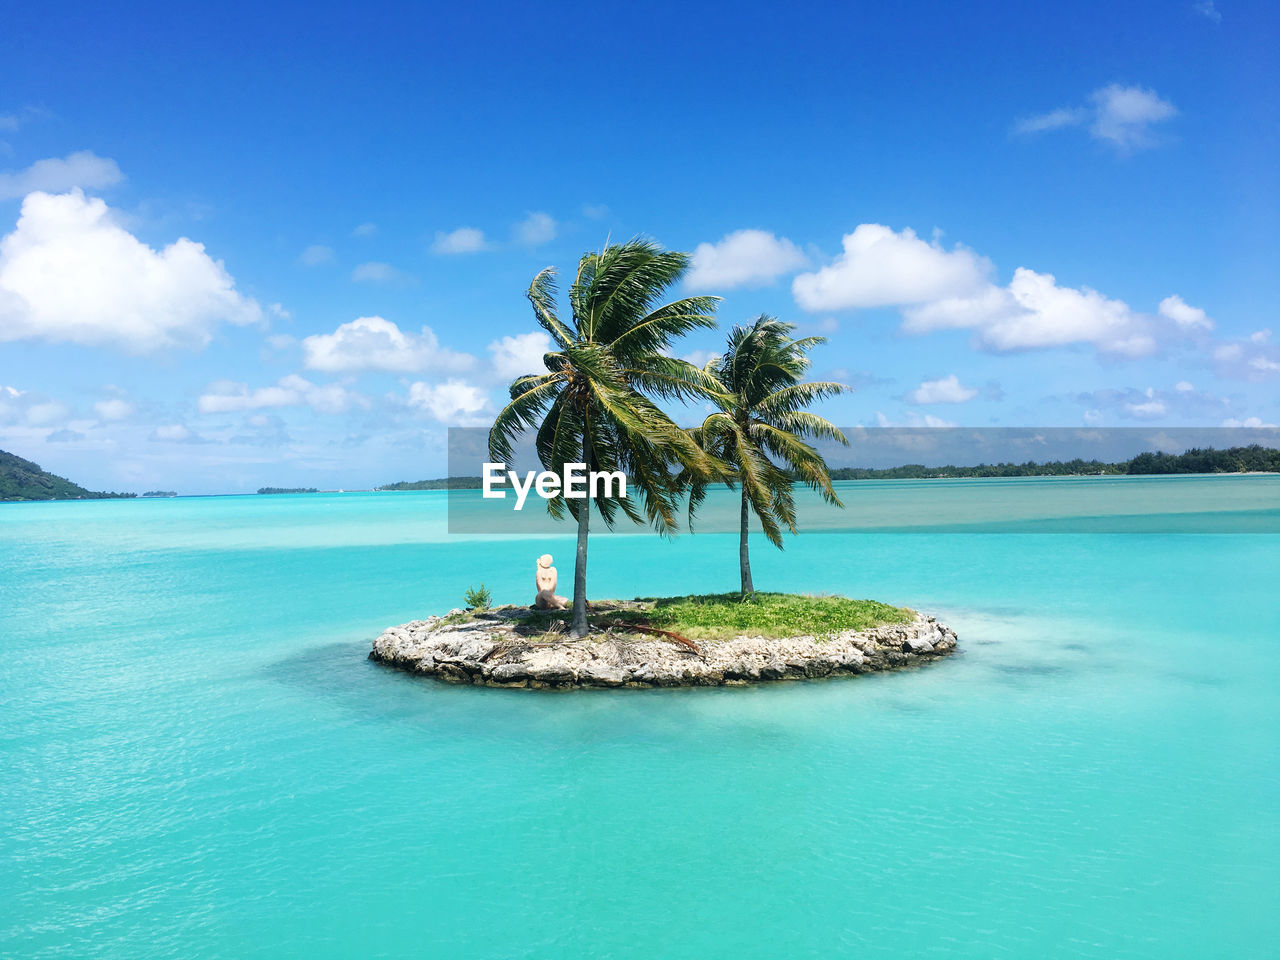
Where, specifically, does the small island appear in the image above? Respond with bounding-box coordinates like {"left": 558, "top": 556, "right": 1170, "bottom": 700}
{"left": 370, "top": 593, "right": 957, "bottom": 689}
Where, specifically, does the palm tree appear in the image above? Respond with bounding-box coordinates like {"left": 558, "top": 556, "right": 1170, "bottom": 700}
{"left": 489, "top": 239, "right": 720, "bottom": 636}
{"left": 684, "top": 316, "right": 850, "bottom": 596}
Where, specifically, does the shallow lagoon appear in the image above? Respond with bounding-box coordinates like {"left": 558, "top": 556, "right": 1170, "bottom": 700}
{"left": 2, "top": 479, "right": 1278, "bottom": 958}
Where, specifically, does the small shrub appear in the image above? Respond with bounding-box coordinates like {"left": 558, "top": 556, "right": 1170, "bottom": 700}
{"left": 464, "top": 583, "right": 492, "bottom": 610}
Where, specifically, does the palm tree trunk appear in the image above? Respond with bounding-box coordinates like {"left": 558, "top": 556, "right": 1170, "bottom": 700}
{"left": 739, "top": 484, "right": 754, "bottom": 596}
{"left": 570, "top": 430, "right": 591, "bottom": 636}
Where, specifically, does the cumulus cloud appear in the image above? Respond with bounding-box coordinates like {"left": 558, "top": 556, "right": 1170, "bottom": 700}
{"left": 94, "top": 397, "right": 134, "bottom": 421}
{"left": 0, "top": 151, "right": 123, "bottom": 201}
{"left": 1158, "top": 294, "right": 1214, "bottom": 331}
{"left": 489, "top": 331, "right": 551, "bottom": 380}
{"left": 351, "top": 261, "right": 405, "bottom": 284}
{"left": 0, "top": 385, "right": 72, "bottom": 428}
{"left": 513, "top": 212, "right": 557, "bottom": 247}
{"left": 792, "top": 224, "right": 990, "bottom": 311}
{"left": 1015, "top": 83, "right": 1177, "bottom": 152}
{"left": 198, "top": 374, "right": 365, "bottom": 415}
{"left": 301, "top": 316, "right": 474, "bottom": 373}
{"left": 686, "top": 229, "right": 810, "bottom": 290}
{"left": 907, "top": 374, "right": 978, "bottom": 405}
{"left": 406, "top": 379, "right": 490, "bottom": 423}
{"left": 902, "top": 266, "right": 1157, "bottom": 356}
{"left": 1223, "top": 416, "right": 1277, "bottom": 428}
{"left": 874, "top": 410, "right": 957, "bottom": 428}
{"left": 0, "top": 190, "right": 261, "bottom": 351}
{"left": 298, "top": 244, "right": 335, "bottom": 267}
{"left": 1211, "top": 338, "right": 1280, "bottom": 381}
{"left": 1075, "top": 384, "right": 1234, "bottom": 422}
{"left": 431, "top": 227, "right": 487, "bottom": 254}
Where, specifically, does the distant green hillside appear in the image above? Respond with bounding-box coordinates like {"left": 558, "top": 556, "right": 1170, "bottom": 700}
{"left": 378, "top": 477, "right": 483, "bottom": 491}
{"left": 0, "top": 449, "right": 136, "bottom": 502}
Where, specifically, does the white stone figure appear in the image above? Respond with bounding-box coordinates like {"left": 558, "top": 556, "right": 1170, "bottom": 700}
{"left": 534, "top": 554, "right": 570, "bottom": 610}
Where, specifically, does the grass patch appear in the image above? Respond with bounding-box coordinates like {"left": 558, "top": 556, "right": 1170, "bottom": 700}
{"left": 623, "top": 593, "right": 912, "bottom": 642}
{"left": 438, "top": 594, "right": 913, "bottom": 643}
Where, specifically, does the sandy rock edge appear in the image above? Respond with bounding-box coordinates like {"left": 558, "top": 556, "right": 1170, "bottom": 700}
{"left": 369, "top": 606, "right": 957, "bottom": 689}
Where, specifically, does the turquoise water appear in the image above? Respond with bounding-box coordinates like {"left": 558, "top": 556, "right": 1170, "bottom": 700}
{"left": 2, "top": 480, "right": 1279, "bottom": 958}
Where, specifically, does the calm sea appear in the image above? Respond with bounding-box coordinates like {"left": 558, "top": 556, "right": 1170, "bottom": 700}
{"left": 2, "top": 478, "right": 1278, "bottom": 958}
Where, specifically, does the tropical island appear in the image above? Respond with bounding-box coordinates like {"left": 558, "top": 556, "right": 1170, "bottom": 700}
{"left": 0, "top": 448, "right": 136, "bottom": 502}
{"left": 371, "top": 593, "right": 956, "bottom": 688}
{"left": 370, "top": 238, "right": 960, "bottom": 689}
{"left": 256, "top": 486, "right": 319, "bottom": 495}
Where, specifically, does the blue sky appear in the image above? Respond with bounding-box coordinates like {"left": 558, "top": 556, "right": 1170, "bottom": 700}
{"left": 1, "top": 0, "right": 1277, "bottom": 493}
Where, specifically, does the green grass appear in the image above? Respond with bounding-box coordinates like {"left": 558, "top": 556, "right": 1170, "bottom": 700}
{"left": 630, "top": 593, "right": 913, "bottom": 642}
{"left": 448, "top": 593, "right": 913, "bottom": 643}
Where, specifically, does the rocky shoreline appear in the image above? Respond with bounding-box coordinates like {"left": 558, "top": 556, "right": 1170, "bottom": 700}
{"left": 369, "top": 603, "right": 958, "bottom": 689}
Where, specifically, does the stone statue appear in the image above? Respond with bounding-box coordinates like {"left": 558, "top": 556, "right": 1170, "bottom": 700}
{"left": 534, "top": 554, "right": 570, "bottom": 610}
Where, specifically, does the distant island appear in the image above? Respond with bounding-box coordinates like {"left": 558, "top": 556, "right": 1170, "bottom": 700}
{"left": 142, "top": 490, "right": 178, "bottom": 498}
{"left": 257, "top": 487, "right": 319, "bottom": 495}
{"left": 1, "top": 448, "right": 136, "bottom": 502}
{"left": 378, "top": 477, "right": 483, "bottom": 490}
{"left": 826, "top": 445, "right": 1280, "bottom": 481}
{"left": 377, "top": 446, "right": 1280, "bottom": 492}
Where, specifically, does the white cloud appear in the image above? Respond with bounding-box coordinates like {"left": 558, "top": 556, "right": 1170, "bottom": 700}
{"left": 1194, "top": 1, "right": 1222, "bottom": 23}
{"left": 352, "top": 222, "right": 378, "bottom": 238}
{"left": 1158, "top": 294, "right": 1214, "bottom": 331}
{"left": 903, "top": 266, "right": 1156, "bottom": 356}
{"left": 150, "top": 423, "right": 194, "bottom": 442}
{"left": 198, "top": 374, "right": 365, "bottom": 415}
{"left": 301, "top": 316, "right": 475, "bottom": 373}
{"left": 489, "top": 331, "right": 551, "bottom": 380}
{"left": 268, "top": 302, "right": 291, "bottom": 320}
{"left": 0, "top": 190, "right": 261, "bottom": 351}
{"left": 298, "top": 244, "right": 335, "bottom": 267}
{"left": 792, "top": 224, "right": 990, "bottom": 311}
{"left": 686, "top": 229, "right": 810, "bottom": 290}
{"left": 0, "top": 151, "right": 123, "bottom": 201}
{"left": 513, "top": 212, "right": 557, "bottom": 247}
{"left": 874, "top": 410, "right": 957, "bottom": 428}
{"left": 1015, "top": 84, "right": 1176, "bottom": 152}
{"left": 406, "top": 379, "right": 490, "bottom": 423}
{"left": 1223, "top": 417, "right": 1277, "bottom": 429}
{"left": 1211, "top": 337, "right": 1280, "bottom": 381}
{"left": 94, "top": 397, "right": 134, "bottom": 421}
{"left": 1075, "top": 384, "right": 1234, "bottom": 422}
{"left": 582, "top": 204, "right": 610, "bottom": 220}
{"left": 351, "top": 261, "right": 404, "bottom": 284}
{"left": 1013, "top": 107, "right": 1088, "bottom": 135}
{"left": 431, "top": 227, "right": 487, "bottom": 254}
{"left": 1092, "top": 85, "right": 1178, "bottom": 150}
{"left": 908, "top": 374, "right": 978, "bottom": 404}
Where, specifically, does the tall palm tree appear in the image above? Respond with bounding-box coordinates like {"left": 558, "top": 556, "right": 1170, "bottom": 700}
{"left": 489, "top": 239, "right": 720, "bottom": 636}
{"left": 684, "top": 316, "right": 849, "bottom": 596}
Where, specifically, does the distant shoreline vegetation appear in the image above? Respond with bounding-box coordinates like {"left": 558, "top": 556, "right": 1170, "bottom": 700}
{"left": 256, "top": 487, "right": 319, "bottom": 495}
{"left": 142, "top": 490, "right": 177, "bottom": 498}
{"left": 378, "top": 478, "right": 483, "bottom": 490}
{"left": 824, "top": 445, "right": 1280, "bottom": 480}
{"left": 380, "top": 445, "right": 1280, "bottom": 491}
